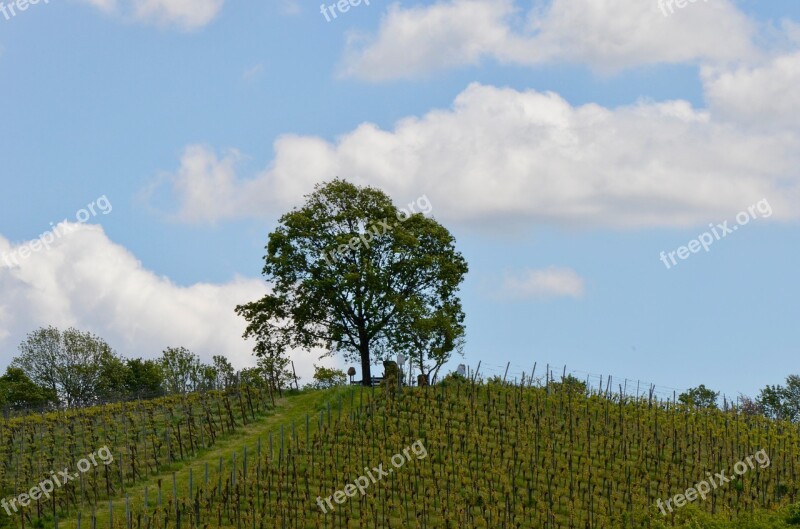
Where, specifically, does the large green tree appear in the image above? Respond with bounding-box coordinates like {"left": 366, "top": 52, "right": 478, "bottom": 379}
{"left": 236, "top": 179, "right": 468, "bottom": 385}
{"left": 13, "top": 327, "right": 122, "bottom": 407}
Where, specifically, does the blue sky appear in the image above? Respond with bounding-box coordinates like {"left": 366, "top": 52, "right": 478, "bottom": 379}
{"left": 1, "top": 0, "right": 798, "bottom": 400}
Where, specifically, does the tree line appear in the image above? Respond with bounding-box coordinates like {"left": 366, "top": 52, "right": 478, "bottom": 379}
{"left": 0, "top": 326, "right": 291, "bottom": 411}
{"left": 679, "top": 377, "right": 800, "bottom": 422}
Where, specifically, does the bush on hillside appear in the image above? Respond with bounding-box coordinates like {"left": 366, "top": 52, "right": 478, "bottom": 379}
{"left": 308, "top": 365, "right": 347, "bottom": 390}
{"left": 439, "top": 371, "right": 468, "bottom": 386}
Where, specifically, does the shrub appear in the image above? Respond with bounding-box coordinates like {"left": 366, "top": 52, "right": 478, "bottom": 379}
{"left": 786, "top": 502, "right": 800, "bottom": 525}
{"left": 308, "top": 365, "right": 347, "bottom": 390}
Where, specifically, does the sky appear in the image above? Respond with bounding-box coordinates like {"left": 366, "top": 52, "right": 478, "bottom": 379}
{"left": 1, "top": 0, "right": 798, "bottom": 400}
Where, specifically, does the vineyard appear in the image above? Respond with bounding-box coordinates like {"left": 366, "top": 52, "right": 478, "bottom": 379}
{"left": 0, "top": 385, "right": 274, "bottom": 528}
{"left": 2, "top": 377, "right": 800, "bottom": 529}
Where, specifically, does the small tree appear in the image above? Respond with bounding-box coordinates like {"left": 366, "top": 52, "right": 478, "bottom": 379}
{"left": 96, "top": 354, "right": 130, "bottom": 401}
{"left": 736, "top": 394, "right": 762, "bottom": 417}
{"left": 160, "top": 347, "right": 202, "bottom": 394}
{"left": 391, "top": 298, "right": 465, "bottom": 385}
{"left": 124, "top": 358, "right": 165, "bottom": 397}
{"left": 550, "top": 374, "right": 588, "bottom": 395}
{"left": 238, "top": 367, "right": 267, "bottom": 388}
{"left": 783, "top": 375, "right": 800, "bottom": 421}
{"left": 194, "top": 364, "right": 218, "bottom": 392}
{"left": 757, "top": 376, "right": 800, "bottom": 422}
{"left": 309, "top": 365, "right": 347, "bottom": 389}
{"left": 213, "top": 355, "right": 236, "bottom": 390}
{"left": 0, "top": 367, "right": 57, "bottom": 410}
{"left": 679, "top": 385, "right": 719, "bottom": 409}
{"left": 254, "top": 340, "right": 295, "bottom": 394}
{"left": 439, "top": 370, "right": 468, "bottom": 387}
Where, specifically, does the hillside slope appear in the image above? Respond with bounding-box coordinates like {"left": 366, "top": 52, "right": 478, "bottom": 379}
{"left": 3, "top": 380, "right": 800, "bottom": 528}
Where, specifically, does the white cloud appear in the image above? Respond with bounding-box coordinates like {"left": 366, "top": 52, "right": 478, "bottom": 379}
{"left": 168, "top": 146, "right": 246, "bottom": 223}
{"left": 782, "top": 20, "right": 800, "bottom": 45}
{"left": 341, "top": 0, "right": 757, "bottom": 81}
{"left": 0, "top": 223, "right": 335, "bottom": 384}
{"left": 703, "top": 51, "right": 800, "bottom": 129}
{"left": 78, "top": 0, "right": 223, "bottom": 29}
{"left": 500, "top": 267, "right": 585, "bottom": 300}
{"left": 341, "top": 0, "right": 517, "bottom": 81}
{"left": 156, "top": 82, "right": 800, "bottom": 229}
{"left": 133, "top": 0, "right": 224, "bottom": 30}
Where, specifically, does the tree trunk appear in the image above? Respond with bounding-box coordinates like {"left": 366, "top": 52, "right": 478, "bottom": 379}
{"left": 359, "top": 339, "right": 371, "bottom": 386}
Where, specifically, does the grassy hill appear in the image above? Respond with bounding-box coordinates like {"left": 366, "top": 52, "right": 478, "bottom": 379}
{"left": 2, "top": 377, "right": 800, "bottom": 528}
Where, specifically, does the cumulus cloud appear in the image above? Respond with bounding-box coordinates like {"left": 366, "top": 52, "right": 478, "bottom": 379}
{"left": 499, "top": 267, "right": 585, "bottom": 300}
{"left": 340, "top": 0, "right": 757, "bottom": 81}
{"left": 0, "top": 223, "right": 334, "bottom": 383}
{"left": 155, "top": 82, "right": 800, "bottom": 229}
{"left": 78, "top": 0, "right": 223, "bottom": 29}
{"left": 703, "top": 51, "right": 800, "bottom": 129}
{"left": 340, "top": 0, "right": 518, "bottom": 81}
{"left": 167, "top": 146, "right": 246, "bottom": 223}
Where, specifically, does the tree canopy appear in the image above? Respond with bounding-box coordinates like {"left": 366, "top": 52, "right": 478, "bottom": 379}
{"left": 0, "top": 367, "right": 57, "bottom": 410}
{"left": 12, "top": 327, "right": 120, "bottom": 407}
{"left": 679, "top": 384, "right": 720, "bottom": 409}
{"left": 160, "top": 346, "right": 217, "bottom": 394}
{"left": 236, "top": 179, "right": 468, "bottom": 385}
{"left": 390, "top": 297, "right": 465, "bottom": 384}
{"left": 757, "top": 376, "right": 800, "bottom": 422}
